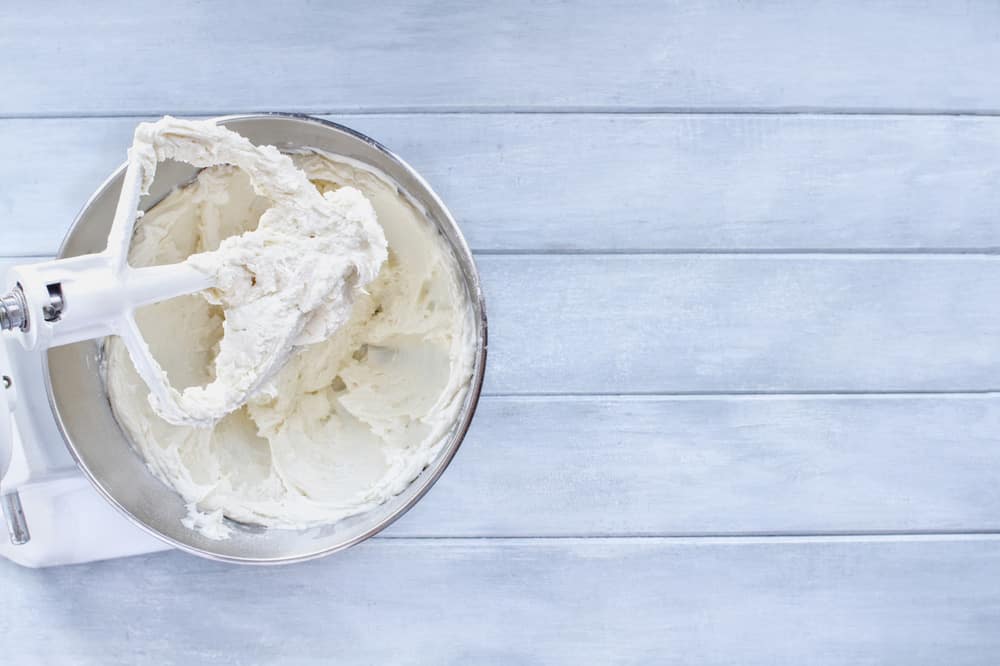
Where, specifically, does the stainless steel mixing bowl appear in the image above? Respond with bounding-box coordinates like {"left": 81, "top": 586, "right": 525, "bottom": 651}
{"left": 44, "top": 114, "right": 487, "bottom": 563}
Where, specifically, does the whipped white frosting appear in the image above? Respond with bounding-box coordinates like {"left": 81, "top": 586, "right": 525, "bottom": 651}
{"left": 105, "top": 148, "right": 475, "bottom": 536}
{"left": 127, "top": 117, "right": 387, "bottom": 426}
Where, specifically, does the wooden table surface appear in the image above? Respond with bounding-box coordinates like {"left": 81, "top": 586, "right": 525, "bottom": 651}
{"left": 3, "top": 2, "right": 1000, "bottom": 663}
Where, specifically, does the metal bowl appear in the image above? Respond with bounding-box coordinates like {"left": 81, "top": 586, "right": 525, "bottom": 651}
{"left": 43, "top": 114, "right": 487, "bottom": 564}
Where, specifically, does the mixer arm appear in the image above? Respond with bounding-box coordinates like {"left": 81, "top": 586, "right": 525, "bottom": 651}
{"left": 0, "top": 255, "right": 210, "bottom": 352}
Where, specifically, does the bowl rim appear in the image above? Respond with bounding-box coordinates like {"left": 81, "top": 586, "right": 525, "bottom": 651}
{"left": 42, "top": 112, "right": 488, "bottom": 564}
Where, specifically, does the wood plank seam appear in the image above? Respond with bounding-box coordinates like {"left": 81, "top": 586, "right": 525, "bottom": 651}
{"left": 371, "top": 534, "right": 1000, "bottom": 544}
{"left": 7, "top": 108, "right": 1000, "bottom": 120}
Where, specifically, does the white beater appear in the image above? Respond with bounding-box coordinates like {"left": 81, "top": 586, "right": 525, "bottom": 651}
{"left": 0, "top": 155, "right": 213, "bottom": 418}
{"left": 0, "top": 116, "right": 386, "bottom": 429}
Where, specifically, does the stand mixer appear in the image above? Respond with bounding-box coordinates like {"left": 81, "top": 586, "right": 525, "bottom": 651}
{"left": 0, "top": 132, "right": 218, "bottom": 568}
{"left": 0, "top": 335, "right": 168, "bottom": 566}
{"left": 0, "top": 114, "right": 487, "bottom": 568}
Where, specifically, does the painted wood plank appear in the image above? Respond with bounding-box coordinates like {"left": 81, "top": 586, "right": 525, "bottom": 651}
{"left": 5, "top": 114, "right": 1000, "bottom": 256}
{"left": 390, "top": 395, "right": 1000, "bottom": 537}
{"left": 4, "top": 1, "right": 1000, "bottom": 116}
{"left": 3, "top": 536, "right": 1000, "bottom": 665}
{"left": 2, "top": 254, "right": 998, "bottom": 393}
{"left": 479, "top": 254, "right": 1000, "bottom": 394}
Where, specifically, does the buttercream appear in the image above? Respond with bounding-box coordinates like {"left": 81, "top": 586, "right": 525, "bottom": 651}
{"left": 126, "top": 117, "right": 387, "bottom": 427}
{"left": 105, "top": 148, "right": 475, "bottom": 536}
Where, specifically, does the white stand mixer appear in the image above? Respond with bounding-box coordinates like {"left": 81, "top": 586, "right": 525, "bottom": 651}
{"left": 0, "top": 147, "right": 209, "bottom": 567}
{"left": 0, "top": 337, "right": 169, "bottom": 567}
{"left": 0, "top": 113, "right": 487, "bottom": 567}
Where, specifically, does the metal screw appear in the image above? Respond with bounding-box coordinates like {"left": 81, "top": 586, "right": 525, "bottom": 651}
{"left": 42, "top": 284, "right": 64, "bottom": 322}
{"left": 0, "top": 287, "right": 27, "bottom": 331}
{"left": 1, "top": 493, "right": 30, "bottom": 546}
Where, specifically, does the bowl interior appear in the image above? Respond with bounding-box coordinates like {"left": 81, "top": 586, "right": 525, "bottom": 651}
{"left": 45, "top": 115, "right": 486, "bottom": 563}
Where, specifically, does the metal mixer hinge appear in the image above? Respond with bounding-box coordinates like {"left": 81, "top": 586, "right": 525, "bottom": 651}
{"left": 0, "top": 283, "right": 65, "bottom": 332}
{"left": 42, "top": 283, "right": 64, "bottom": 322}
{"left": 0, "top": 286, "right": 27, "bottom": 331}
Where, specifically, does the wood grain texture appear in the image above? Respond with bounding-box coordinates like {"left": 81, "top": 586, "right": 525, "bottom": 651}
{"left": 390, "top": 395, "right": 1000, "bottom": 536}
{"left": 3, "top": 537, "right": 1000, "bottom": 665}
{"left": 3, "top": 1, "right": 1000, "bottom": 115}
{"left": 2, "top": 254, "right": 996, "bottom": 393}
{"left": 480, "top": 254, "right": 1000, "bottom": 393}
{"left": 3, "top": 254, "right": 997, "bottom": 394}
{"left": 4, "top": 2, "right": 1000, "bottom": 660}
{"left": 6, "top": 114, "right": 1000, "bottom": 255}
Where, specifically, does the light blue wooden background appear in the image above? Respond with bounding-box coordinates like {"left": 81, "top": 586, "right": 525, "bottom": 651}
{"left": 3, "top": 1, "right": 1000, "bottom": 663}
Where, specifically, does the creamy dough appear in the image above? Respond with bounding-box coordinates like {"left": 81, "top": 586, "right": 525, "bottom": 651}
{"left": 126, "top": 117, "right": 387, "bottom": 426}
{"left": 105, "top": 151, "right": 475, "bottom": 537}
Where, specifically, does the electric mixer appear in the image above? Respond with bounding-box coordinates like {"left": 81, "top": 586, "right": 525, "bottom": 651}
{"left": 0, "top": 131, "right": 222, "bottom": 567}
{"left": 0, "top": 114, "right": 487, "bottom": 568}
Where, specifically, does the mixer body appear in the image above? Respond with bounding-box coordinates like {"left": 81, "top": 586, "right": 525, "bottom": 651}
{"left": 0, "top": 336, "right": 167, "bottom": 567}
